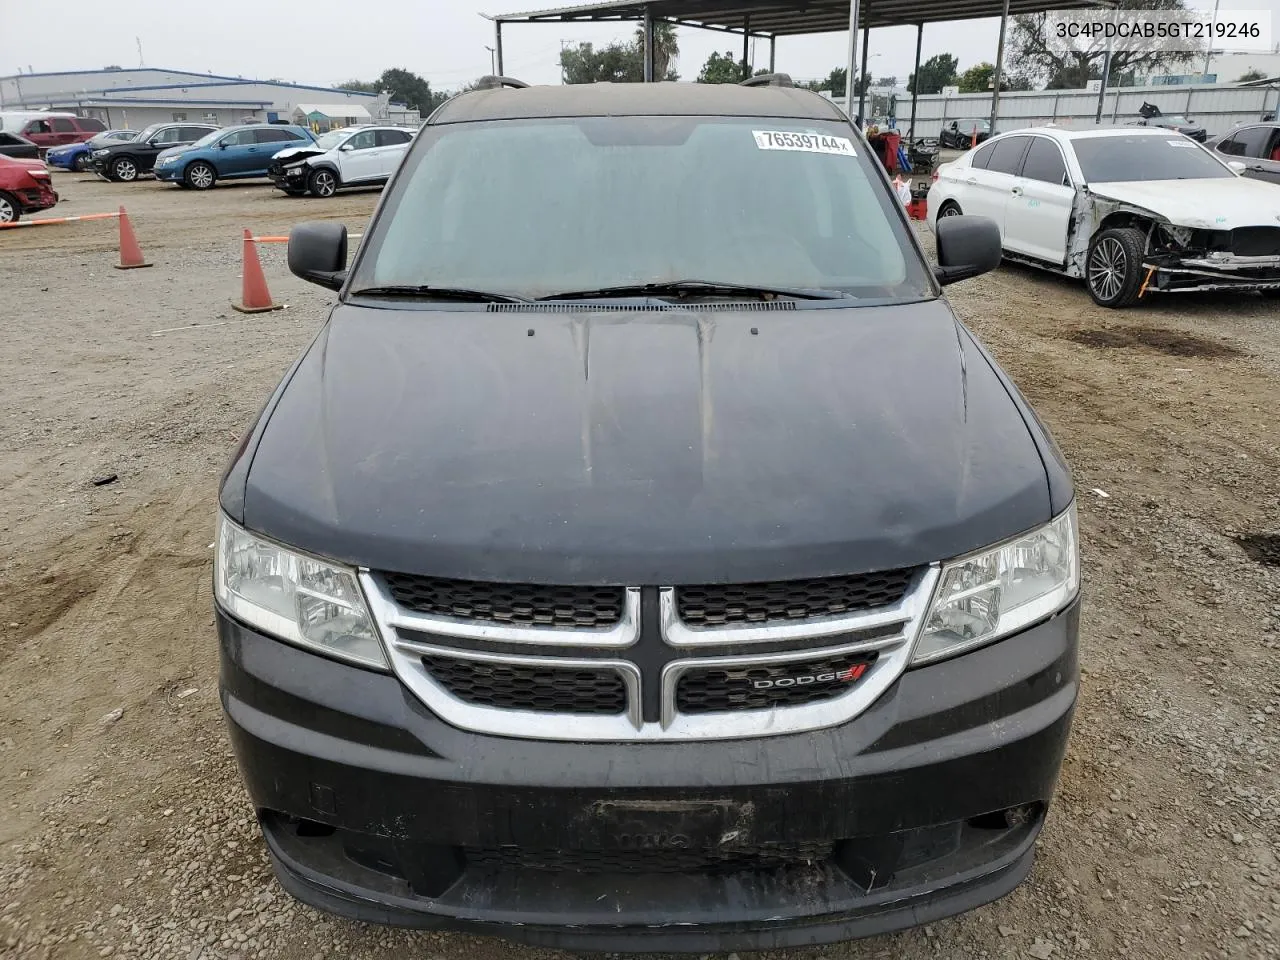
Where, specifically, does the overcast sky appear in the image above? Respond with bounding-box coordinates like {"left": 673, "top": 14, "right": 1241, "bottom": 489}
{"left": 2, "top": 0, "right": 1276, "bottom": 91}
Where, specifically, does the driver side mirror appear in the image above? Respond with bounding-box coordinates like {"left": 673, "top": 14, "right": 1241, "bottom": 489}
{"left": 339, "top": 143, "right": 353, "bottom": 152}
{"left": 289, "top": 221, "right": 348, "bottom": 291}
{"left": 934, "top": 215, "right": 1002, "bottom": 285}
{"left": 1227, "top": 160, "right": 1247, "bottom": 174}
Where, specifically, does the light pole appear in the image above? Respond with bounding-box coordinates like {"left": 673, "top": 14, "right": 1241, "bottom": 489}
{"left": 1202, "top": 0, "right": 1221, "bottom": 80}
{"left": 484, "top": 45, "right": 496, "bottom": 75}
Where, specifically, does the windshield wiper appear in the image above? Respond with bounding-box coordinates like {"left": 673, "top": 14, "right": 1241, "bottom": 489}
{"left": 350, "top": 285, "right": 530, "bottom": 303}
{"left": 539, "top": 280, "right": 852, "bottom": 302}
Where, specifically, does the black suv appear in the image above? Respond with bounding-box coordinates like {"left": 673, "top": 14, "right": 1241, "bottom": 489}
{"left": 89, "top": 122, "right": 218, "bottom": 181}
{"left": 216, "top": 76, "right": 1080, "bottom": 951}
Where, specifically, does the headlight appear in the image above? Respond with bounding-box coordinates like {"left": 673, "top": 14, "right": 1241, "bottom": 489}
{"left": 286, "top": 166, "right": 304, "bottom": 176}
{"left": 159, "top": 155, "right": 179, "bottom": 164}
{"left": 92, "top": 149, "right": 109, "bottom": 157}
{"left": 913, "top": 504, "right": 1078, "bottom": 665}
{"left": 214, "top": 514, "right": 388, "bottom": 669}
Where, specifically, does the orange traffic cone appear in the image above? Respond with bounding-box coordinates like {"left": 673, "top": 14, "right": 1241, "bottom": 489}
{"left": 232, "top": 229, "right": 283, "bottom": 314}
{"left": 114, "top": 206, "right": 151, "bottom": 270}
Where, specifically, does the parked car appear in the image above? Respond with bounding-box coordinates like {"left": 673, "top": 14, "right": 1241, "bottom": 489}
{"left": 268, "top": 125, "right": 415, "bottom": 197}
{"left": 1205, "top": 121, "right": 1280, "bottom": 186}
{"left": 0, "top": 113, "right": 108, "bottom": 154}
{"left": 0, "top": 155, "right": 58, "bottom": 223}
{"left": 154, "top": 123, "right": 315, "bottom": 190}
{"left": 0, "top": 131, "right": 40, "bottom": 160}
{"left": 217, "top": 78, "right": 1081, "bottom": 950}
{"left": 89, "top": 122, "right": 219, "bottom": 182}
{"left": 1128, "top": 102, "right": 1207, "bottom": 142}
{"left": 928, "top": 126, "right": 1280, "bottom": 307}
{"left": 939, "top": 118, "right": 992, "bottom": 149}
{"left": 45, "top": 129, "right": 138, "bottom": 172}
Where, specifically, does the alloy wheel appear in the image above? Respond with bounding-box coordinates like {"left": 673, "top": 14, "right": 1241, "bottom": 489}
{"left": 939, "top": 204, "right": 962, "bottom": 218}
{"left": 188, "top": 164, "right": 215, "bottom": 190}
{"left": 0, "top": 194, "right": 15, "bottom": 223}
{"left": 113, "top": 158, "right": 137, "bottom": 181}
{"left": 314, "top": 171, "right": 336, "bottom": 197}
{"left": 1088, "top": 237, "right": 1126, "bottom": 302}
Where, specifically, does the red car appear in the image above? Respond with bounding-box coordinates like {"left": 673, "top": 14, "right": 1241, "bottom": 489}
{"left": 10, "top": 114, "right": 107, "bottom": 154}
{"left": 0, "top": 155, "right": 58, "bottom": 224}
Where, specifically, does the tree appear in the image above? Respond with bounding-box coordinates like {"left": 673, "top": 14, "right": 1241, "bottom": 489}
{"left": 799, "top": 67, "right": 871, "bottom": 98}
{"left": 560, "top": 23, "right": 679, "bottom": 83}
{"left": 337, "top": 79, "right": 378, "bottom": 93}
{"left": 376, "top": 68, "right": 440, "bottom": 112}
{"left": 958, "top": 62, "right": 996, "bottom": 92}
{"left": 1009, "top": 0, "right": 1197, "bottom": 90}
{"left": 907, "top": 53, "right": 958, "bottom": 94}
{"left": 698, "top": 51, "right": 743, "bottom": 84}
{"left": 1238, "top": 68, "right": 1267, "bottom": 82}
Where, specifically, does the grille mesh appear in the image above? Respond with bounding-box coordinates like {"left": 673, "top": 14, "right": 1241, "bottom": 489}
{"left": 421, "top": 656, "right": 626, "bottom": 714}
{"left": 676, "top": 652, "right": 879, "bottom": 714}
{"left": 383, "top": 573, "right": 625, "bottom": 628}
{"left": 465, "top": 841, "right": 832, "bottom": 874}
{"left": 486, "top": 301, "right": 798, "bottom": 313}
{"left": 676, "top": 569, "right": 917, "bottom": 627}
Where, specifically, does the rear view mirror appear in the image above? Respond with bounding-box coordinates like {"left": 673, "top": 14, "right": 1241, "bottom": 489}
{"left": 934, "top": 215, "right": 1002, "bottom": 285}
{"left": 289, "top": 221, "right": 348, "bottom": 291}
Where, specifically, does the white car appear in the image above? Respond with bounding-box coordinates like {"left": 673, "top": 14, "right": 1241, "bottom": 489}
{"left": 927, "top": 126, "right": 1280, "bottom": 307}
{"left": 269, "top": 125, "right": 415, "bottom": 198}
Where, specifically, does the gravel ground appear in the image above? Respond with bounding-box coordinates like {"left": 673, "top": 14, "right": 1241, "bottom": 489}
{"left": 0, "top": 173, "right": 1277, "bottom": 960}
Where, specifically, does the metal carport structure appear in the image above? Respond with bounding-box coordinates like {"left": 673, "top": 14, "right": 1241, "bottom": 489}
{"left": 486, "top": 0, "right": 1107, "bottom": 139}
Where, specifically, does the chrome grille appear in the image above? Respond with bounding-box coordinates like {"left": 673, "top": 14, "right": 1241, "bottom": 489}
{"left": 675, "top": 569, "right": 916, "bottom": 626}
{"left": 382, "top": 573, "right": 625, "bottom": 628}
{"left": 362, "top": 566, "right": 937, "bottom": 743}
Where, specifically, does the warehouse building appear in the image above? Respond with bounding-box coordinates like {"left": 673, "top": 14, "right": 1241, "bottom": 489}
{"left": 0, "top": 67, "right": 420, "bottom": 130}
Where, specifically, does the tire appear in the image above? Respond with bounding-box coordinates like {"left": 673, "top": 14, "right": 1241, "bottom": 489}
{"left": 936, "top": 200, "right": 963, "bottom": 219}
{"left": 73, "top": 152, "right": 90, "bottom": 172}
{"left": 0, "top": 191, "right": 19, "bottom": 224}
{"left": 185, "top": 161, "right": 216, "bottom": 190}
{"left": 111, "top": 156, "right": 139, "bottom": 182}
{"left": 308, "top": 168, "right": 338, "bottom": 198}
{"left": 1086, "top": 226, "right": 1147, "bottom": 309}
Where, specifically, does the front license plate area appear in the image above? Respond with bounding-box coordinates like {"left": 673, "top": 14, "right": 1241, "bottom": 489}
{"left": 575, "top": 799, "right": 752, "bottom": 851}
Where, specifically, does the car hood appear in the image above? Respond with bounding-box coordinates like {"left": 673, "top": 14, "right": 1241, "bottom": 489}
{"left": 235, "top": 301, "right": 1054, "bottom": 584}
{"left": 1088, "top": 178, "right": 1280, "bottom": 231}
{"left": 272, "top": 144, "right": 323, "bottom": 163}
{"left": 155, "top": 146, "right": 187, "bottom": 160}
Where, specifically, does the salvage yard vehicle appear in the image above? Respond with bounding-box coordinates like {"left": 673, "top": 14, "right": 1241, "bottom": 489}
{"left": 1129, "top": 102, "right": 1207, "bottom": 143}
{"left": 45, "top": 129, "right": 137, "bottom": 172}
{"left": 0, "top": 155, "right": 57, "bottom": 223}
{"left": 216, "top": 75, "right": 1082, "bottom": 951}
{"left": 1206, "top": 121, "right": 1280, "bottom": 186}
{"left": 939, "top": 117, "right": 992, "bottom": 149}
{"left": 0, "top": 113, "right": 107, "bottom": 155}
{"left": 154, "top": 123, "right": 314, "bottom": 190}
{"left": 928, "top": 126, "right": 1280, "bottom": 307}
{"left": 0, "top": 131, "right": 40, "bottom": 160}
{"left": 89, "top": 122, "right": 218, "bottom": 182}
{"left": 267, "top": 125, "right": 415, "bottom": 197}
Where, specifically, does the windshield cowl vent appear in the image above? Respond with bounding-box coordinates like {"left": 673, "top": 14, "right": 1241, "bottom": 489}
{"left": 486, "top": 301, "right": 798, "bottom": 313}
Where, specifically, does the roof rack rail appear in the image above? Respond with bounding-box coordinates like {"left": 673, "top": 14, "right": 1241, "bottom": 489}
{"left": 474, "top": 75, "right": 530, "bottom": 90}
{"left": 740, "top": 73, "right": 794, "bottom": 88}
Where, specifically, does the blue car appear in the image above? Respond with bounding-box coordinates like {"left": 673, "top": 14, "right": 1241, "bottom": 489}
{"left": 154, "top": 123, "right": 314, "bottom": 189}
{"left": 45, "top": 129, "right": 138, "bottom": 171}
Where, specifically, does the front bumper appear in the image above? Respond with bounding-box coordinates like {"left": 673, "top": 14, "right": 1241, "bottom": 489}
{"left": 269, "top": 163, "right": 308, "bottom": 190}
{"left": 45, "top": 151, "right": 78, "bottom": 170}
{"left": 1144, "top": 254, "right": 1280, "bottom": 294}
{"left": 154, "top": 163, "right": 182, "bottom": 181}
{"left": 219, "top": 600, "right": 1079, "bottom": 951}
{"left": 18, "top": 185, "right": 58, "bottom": 213}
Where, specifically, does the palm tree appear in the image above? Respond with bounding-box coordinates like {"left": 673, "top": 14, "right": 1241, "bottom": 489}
{"left": 634, "top": 22, "right": 680, "bottom": 80}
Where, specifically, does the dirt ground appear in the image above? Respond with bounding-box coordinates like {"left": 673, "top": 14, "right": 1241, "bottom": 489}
{"left": 0, "top": 172, "right": 1277, "bottom": 960}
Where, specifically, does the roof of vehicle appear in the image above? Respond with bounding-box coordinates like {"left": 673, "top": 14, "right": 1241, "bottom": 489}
{"left": 991, "top": 125, "right": 1192, "bottom": 143}
{"left": 432, "top": 81, "right": 847, "bottom": 124}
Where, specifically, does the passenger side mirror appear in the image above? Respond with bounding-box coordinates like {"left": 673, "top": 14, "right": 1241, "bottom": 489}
{"left": 339, "top": 143, "right": 353, "bottom": 152}
{"left": 934, "top": 215, "right": 1002, "bottom": 285}
{"left": 1227, "top": 160, "right": 1247, "bottom": 174}
{"left": 289, "top": 221, "right": 348, "bottom": 291}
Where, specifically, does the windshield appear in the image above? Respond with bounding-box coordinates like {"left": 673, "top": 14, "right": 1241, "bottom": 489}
{"left": 136, "top": 123, "right": 164, "bottom": 141}
{"left": 1073, "top": 134, "right": 1232, "bottom": 182}
{"left": 312, "top": 130, "right": 350, "bottom": 151}
{"left": 352, "top": 116, "right": 930, "bottom": 301}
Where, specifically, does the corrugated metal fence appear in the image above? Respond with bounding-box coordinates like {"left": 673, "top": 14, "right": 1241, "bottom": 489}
{"left": 842, "top": 83, "right": 1280, "bottom": 139}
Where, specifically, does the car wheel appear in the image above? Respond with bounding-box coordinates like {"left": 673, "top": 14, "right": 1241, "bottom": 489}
{"left": 1086, "top": 227, "right": 1146, "bottom": 309}
{"left": 73, "top": 153, "right": 90, "bottom": 172}
{"left": 111, "top": 157, "right": 139, "bottom": 182}
{"left": 936, "top": 200, "right": 963, "bottom": 219}
{"left": 308, "top": 168, "right": 338, "bottom": 198}
{"left": 0, "top": 191, "right": 19, "bottom": 224}
{"left": 186, "top": 162, "right": 216, "bottom": 190}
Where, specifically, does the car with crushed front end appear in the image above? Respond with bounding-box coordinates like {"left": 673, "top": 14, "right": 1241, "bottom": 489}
{"left": 928, "top": 126, "right": 1280, "bottom": 307}
{"left": 268, "top": 124, "right": 415, "bottom": 197}
{"left": 216, "top": 75, "right": 1081, "bottom": 952}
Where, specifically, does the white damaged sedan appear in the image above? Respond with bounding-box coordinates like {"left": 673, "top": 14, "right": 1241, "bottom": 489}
{"left": 927, "top": 125, "right": 1280, "bottom": 307}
